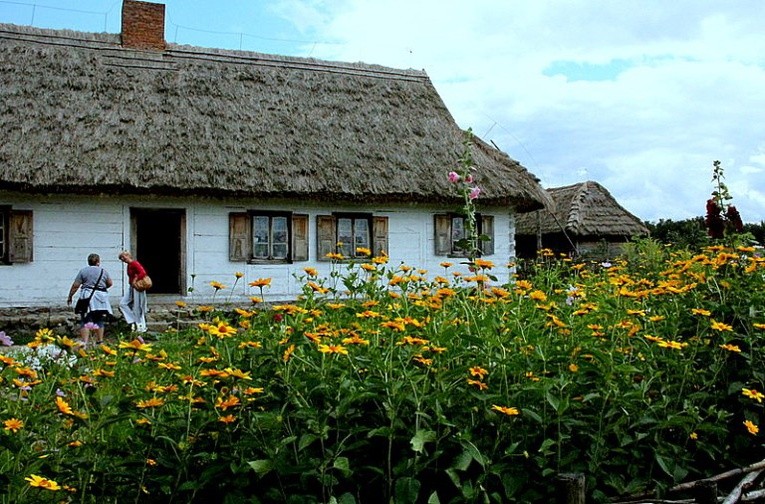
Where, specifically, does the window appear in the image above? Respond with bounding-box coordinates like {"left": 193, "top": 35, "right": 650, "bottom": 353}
{"left": 229, "top": 211, "right": 308, "bottom": 263}
{"left": 434, "top": 213, "right": 494, "bottom": 257}
{"left": 0, "top": 207, "right": 33, "bottom": 264}
{"left": 317, "top": 213, "right": 388, "bottom": 261}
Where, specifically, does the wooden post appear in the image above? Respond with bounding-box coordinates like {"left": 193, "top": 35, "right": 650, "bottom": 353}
{"left": 555, "top": 473, "right": 585, "bottom": 504}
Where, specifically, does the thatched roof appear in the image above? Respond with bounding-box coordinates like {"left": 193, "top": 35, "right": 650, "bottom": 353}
{"left": 0, "top": 23, "right": 548, "bottom": 210}
{"left": 515, "top": 181, "right": 649, "bottom": 237}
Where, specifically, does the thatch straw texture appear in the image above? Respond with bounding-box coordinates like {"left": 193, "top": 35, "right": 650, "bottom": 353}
{"left": 0, "top": 24, "right": 548, "bottom": 210}
{"left": 515, "top": 181, "right": 649, "bottom": 237}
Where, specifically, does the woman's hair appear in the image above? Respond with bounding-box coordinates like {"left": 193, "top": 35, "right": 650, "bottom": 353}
{"left": 118, "top": 250, "right": 133, "bottom": 261}
{"left": 87, "top": 253, "right": 100, "bottom": 265}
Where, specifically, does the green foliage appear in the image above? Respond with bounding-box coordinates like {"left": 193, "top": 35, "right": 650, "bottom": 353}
{"left": 2, "top": 246, "right": 765, "bottom": 502}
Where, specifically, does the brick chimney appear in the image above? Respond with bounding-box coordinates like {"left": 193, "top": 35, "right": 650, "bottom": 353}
{"left": 121, "top": 0, "right": 166, "bottom": 51}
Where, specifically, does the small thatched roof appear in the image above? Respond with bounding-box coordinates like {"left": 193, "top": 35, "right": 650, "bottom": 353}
{"left": 515, "top": 181, "right": 649, "bottom": 237}
{"left": 0, "top": 23, "right": 548, "bottom": 210}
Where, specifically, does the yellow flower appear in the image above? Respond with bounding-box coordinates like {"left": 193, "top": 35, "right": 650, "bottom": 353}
{"left": 318, "top": 344, "right": 349, "bottom": 355}
{"left": 754, "top": 323, "right": 765, "bottom": 330}
{"left": 439, "top": 261, "right": 453, "bottom": 268}
{"left": 691, "top": 308, "right": 711, "bottom": 316}
{"left": 208, "top": 322, "right": 238, "bottom": 339}
{"left": 3, "top": 418, "right": 23, "bottom": 432}
{"left": 146, "top": 458, "right": 158, "bottom": 466}
{"left": 249, "top": 278, "right": 272, "bottom": 288}
{"left": 529, "top": 290, "right": 547, "bottom": 302}
{"left": 303, "top": 267, "right": 318, "bottom": 277}
{"left": 467, "top": 379, "right": 488, "bottom": 390}
{"left": 657, "top": 340, "right": 687, "bottom": 350}
{"left": 55, "top": 396, "right": 74, "bottom": 416}
{"left": 136, "top": 397, "right": 166, "bottom": 409}
{"left": 469, "top": 366, "right": 488, "bottom": 379}
{"left": 119, "top": 339, "right": 153, "bottom": 352}
{"left": 356, "top": 247, "right": 372, "bottom": 256}
{"left": 568, "top": 363, "right": 579, "bottom": 373}
{"left": 282, "top": 344, "right": 295, "bottom": 362}
{"left": 491, "top": 405, "right": 520, "bottom": 416}
{"left": 710, "top": 320, "right": 733, "bottom": 332}
{"left": 209, "top": 281, "right": 226, "bottom": 290}
{"left": 25, "top": 474, "right": 61, "bottom": 491}
{"left": 719, "top": 344, "right": 741, "bottom": 353}
{"left": 742, "top": 388, "right": 765, "bottom": 403}
{"left": 175, "top": 300, "right": 187, "bottom": 308}
{"left": 744, "top": 420, "right": 759, "bottom": 435}
{"left": 219, "top": 414, "right": 237, "bottom": 424}
{"left": 215, "top": 395, "right": 241, "bottom": 411}
{"left": 689, "top": 432, "right": 698, "bottom": 440}
{"left": 473, "top": 258, "right": 494, "bottom": 270}
{"left": 234, "top": 271, "right": 244, "bottom": 279}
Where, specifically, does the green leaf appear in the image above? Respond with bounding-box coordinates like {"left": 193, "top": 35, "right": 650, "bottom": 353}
{"left": 394, "top": 477, "right": 421, "bottom": 503}
{"left": 410, "top": 429, "right": 436, "bottom": 453}
{"left": 333, "top": 456, "right": 351, "bottom": 478}
{"left": 655, "top": 454, "right": 672, "bottom": 477}
{"left": 451, "top": 449, "right": 473, "bottom": 471}
{"left": 427, "top": 491, "right": 441, "bottom": 504}
{"left": 299, "top": 434, "right": 318, "bottom": 452}
{"left": 247, "top": 459, "right": 273, "bottom": 477}
{"left": 461, "top": 440, "right": 486, "bottom": 468}
{"left": 545, "top": 391, "right": 560, "bottom": 412}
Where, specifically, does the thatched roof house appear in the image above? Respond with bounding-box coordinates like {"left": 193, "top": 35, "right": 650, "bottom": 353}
{"left": 0, "top": 19, "right": 546, "bottom": 210}
{"left": 515, "top": 180, "right": 649, "bottom": 259}
{"left": 0, "top": 0, "right": 550, "bottom": 312}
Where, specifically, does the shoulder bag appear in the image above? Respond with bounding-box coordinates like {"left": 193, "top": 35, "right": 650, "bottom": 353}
{"left": 75, "top": 268, "right": 104, "bottom": 315}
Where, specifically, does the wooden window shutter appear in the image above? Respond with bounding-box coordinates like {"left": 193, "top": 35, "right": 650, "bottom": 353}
{"left": 372, "top": 216, "right": 388, "bottom": 257}
{"left": 480, "top": 215, "right": 495, "bottom": 256}
{"left": 8, "top": 210, "right": 33, "bottom": 263}
{"left": 434, "top": 214, "right": 451, "bottom": 256}
{"left": 292, "top": 214, "right": 309, "bottom": 261}
{"left": 316, "top": 215, "right": 336, "bottom": 262}
{"left": 229, "top": 212, "right": 251, "bottom": 262}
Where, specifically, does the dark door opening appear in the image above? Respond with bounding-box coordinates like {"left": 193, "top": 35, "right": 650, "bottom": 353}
{"left": 132, "top": 209, "right": 185, "bottom": 295}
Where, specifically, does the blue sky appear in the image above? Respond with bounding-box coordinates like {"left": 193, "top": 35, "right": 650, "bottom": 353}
{"left": 2, "top": 0, "right": 765, "bottom": 223}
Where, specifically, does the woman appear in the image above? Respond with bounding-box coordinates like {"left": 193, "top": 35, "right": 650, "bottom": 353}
{"left": 118, "top": 250, "right": 148, "bottom": 332}
{"left": 67, "top": 253, "right": 113, "bottom": 345}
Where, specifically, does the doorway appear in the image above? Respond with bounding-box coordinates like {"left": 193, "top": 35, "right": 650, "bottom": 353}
{"left": 130, "top": 208, "right": 186, "bottom": 295}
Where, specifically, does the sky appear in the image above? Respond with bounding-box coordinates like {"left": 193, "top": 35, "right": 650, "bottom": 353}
{"left": 2, "top": 0, "right": 764, "bottom": 224}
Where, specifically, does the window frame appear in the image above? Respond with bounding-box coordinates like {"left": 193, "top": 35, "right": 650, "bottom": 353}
{"left": 251, "top": 211, "right": 292, "bottom": 262}
{"left": 434, "top": 212, "right": 494, "bottom": 257}
{"left": 228, "top": 211, "right": 308, "bottom": 264}
{"left": 335, "top": 212, "right": 373, "bottom": 260}
{"left": 317, "top": 213, "right": 388, "bottom": 262}
{"left": 0, "top": 206, "right": 33, "bottom": 264}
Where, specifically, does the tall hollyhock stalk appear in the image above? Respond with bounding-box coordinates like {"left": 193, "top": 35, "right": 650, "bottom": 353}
{"left": 705, "top": 160, "right": 744, "bottom": 239}
{"left": 447, "top": 129, "right": 482, "bottom": 264}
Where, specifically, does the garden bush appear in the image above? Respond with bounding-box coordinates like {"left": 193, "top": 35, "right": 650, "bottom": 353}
{"left": 1, "top": 242, "right": 764, "bottom": 503}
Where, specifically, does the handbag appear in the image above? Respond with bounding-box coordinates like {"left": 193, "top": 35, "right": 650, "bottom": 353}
{"left": 133, "top": 274, "right": 153, "bottom": 292}
{"left": 75, "top": 268, "right": 104, "bottom": 315}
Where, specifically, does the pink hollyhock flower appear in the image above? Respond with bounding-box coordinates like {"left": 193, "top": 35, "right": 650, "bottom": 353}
{"left": 464, "top": 174, "right": 475, "bottom": 184}
{"left": 469, "top": 187, "right": 481, "bottom": 200}
{"left": 447, "top": 171, "right": 460, "bottom": 183}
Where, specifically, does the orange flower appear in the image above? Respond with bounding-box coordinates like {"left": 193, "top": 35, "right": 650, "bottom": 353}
{"left": 3, "top": 418, "right": 23, "bottom": 432}
{"left": 219, "top": 414, "right": 237, "bottom": 424}
{"left": 467, "top": 379, "right": 488, "bottom": 390}
{"left": 469, "top": 366, "right": 488, "bottom": 379}
{"left": 55, "top": 396, "right": 74, "bottom": 416}
{"left": 491, "top": 405, "right": 520, "bottom": 416}
{"left": 249, "top": 278, "right": 272, "bottom": 288}
{"left": 136, "top": 397, "right": 166, "bottom": 409}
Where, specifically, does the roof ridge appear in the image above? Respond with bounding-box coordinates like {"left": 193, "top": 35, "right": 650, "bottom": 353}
{"left": 0, "top": 22, "right": 428, "bottom": 82}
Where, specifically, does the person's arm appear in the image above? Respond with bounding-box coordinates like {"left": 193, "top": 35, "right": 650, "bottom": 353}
{"left": 67, "top": 280, "right": 82, "bottom": 305}
{"left": 105, "top": 277, "right": 114, "bottom": 289}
